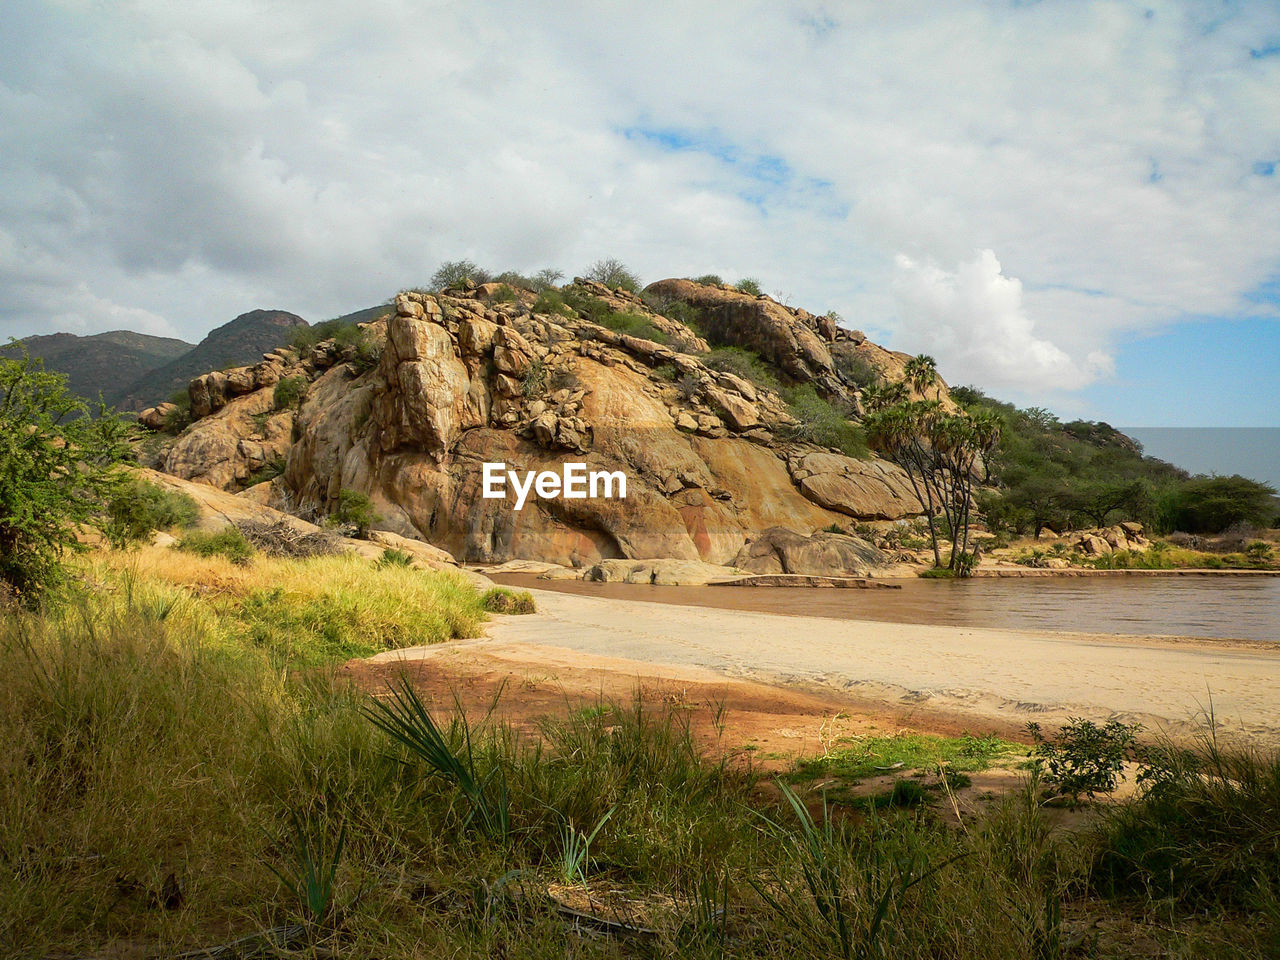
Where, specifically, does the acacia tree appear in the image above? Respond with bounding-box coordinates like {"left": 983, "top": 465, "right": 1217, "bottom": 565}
{"left": 0, "top": 351, "right": 130, "bottom": 601}
{"left": 863, "top": 399, "right": 1001, "bottom": 574}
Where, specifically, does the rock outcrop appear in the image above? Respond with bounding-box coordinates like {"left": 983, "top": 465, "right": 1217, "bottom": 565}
{"left": 1071, "top": 523, "right": 1151, "bottom": 556}
{"left": 152, "top": 278, "right": 932, "bottom": 574}
{"left": 732, "top": 527, "right": 886, "bottom": 577}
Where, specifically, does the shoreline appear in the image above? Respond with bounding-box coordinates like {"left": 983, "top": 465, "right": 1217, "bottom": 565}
{"left": 964, "top": 566, "right": 1280, "bottom": 578}
{"left": 423, "top": 586, "right": 1280, "bottom": 748}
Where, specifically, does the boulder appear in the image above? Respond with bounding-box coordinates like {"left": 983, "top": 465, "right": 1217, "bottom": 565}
{"left": 1077, "top": 534, "right": 1112, "bottom": 556}
{"left": 584, "top": 558, "right": 745, "bottom": 585}
{"left": 138, "top": 403, "right": 178, "bottom": 431}
{"left": 704, "top": 386, "right": 759, "bottom": 431}
{"left": 732, "top": 526, "right": 885, "bottom": 577}
{"left": 788, "top": 451, "right": 921, "bottom": 520}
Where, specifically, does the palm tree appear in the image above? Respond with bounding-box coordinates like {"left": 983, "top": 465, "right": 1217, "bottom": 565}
{"left": 903, "top": 354, "right": 939, "bottom": 401}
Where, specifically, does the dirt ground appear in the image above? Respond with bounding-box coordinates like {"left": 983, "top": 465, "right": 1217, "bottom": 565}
{"left": 333, "top": 637, "right": 1059, "bottom": 822}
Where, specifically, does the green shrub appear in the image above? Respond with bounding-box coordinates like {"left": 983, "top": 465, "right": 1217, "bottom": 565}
{"left": 835, "top": 353, "right": 881, "bottom": 389}
{"left": 704, "top": 346, "right": 778, "bottom": 388}
{"left": 244, "top": 458, "right": 285, "bottom": 488}
{"left": 331, "top": 489, "right": 380, "bottom": 539}
{"left": 598, "top": 311, "right": 671, "bottom": 345}
{"left": 560, "top": 286, "right": 611, "bottom": 324}
{"left": 531, "top": 290, "right": 573, "bottom": 317}
{"left": 1027, "top": 718, "right": 1139, "bottom": 804}
{"left": 104, "top": 479, "right": 200, "bottom": 549}
{"left": 736, "top": 277, "right": 763, "bottom": 296}
{"left": 690, "top": 274, "right": 723, "bottom": 286}
{"left": 273, "top": 375, "right": 308, "bottom": 411}
{"left": 163, "top": 389, "right": 192, "bottom": 433}
{"left": 332, "top": 323, "right": 381, "bottom": 372}
{"left": 481, "top": 588, "right": 536, "bottom": 614}
{"left": 377, "top": 547, "right": 414, "bottom": 568}
{"left": 651, "top": 363, "right": 677, "bottom": 382}
{"left": 1095, "top": 733, "right": 1280, "bottom": 911}
{"left": 781, "top": 385, "right": 869, "bottom": 458}
{"left": 431, "top": 259, "right": 492, "bottom": 290}
{"left": 490, "top": 283, "right": 517, "bottom": 303}
{"left": 642, "top": 294, "right": 704, "bottom": 335}
{"left": 177, "top": 527, "right": 255, "bottom": 565}
{"left": 583, "top": 257, "right": 641, "bottom": 293}
{"left": 0, "top": 350, "right": 130, "bottom": 600}
{"left": 521, "top": 357, "right": 547, "bottom": 397}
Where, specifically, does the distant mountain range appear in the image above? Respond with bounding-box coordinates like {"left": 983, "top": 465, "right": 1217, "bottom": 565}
{"left": 2, "top": 330, "right": 194, "bottom": 408}
{"left": 6, "top": 309, "right": 312, "bottom": 411}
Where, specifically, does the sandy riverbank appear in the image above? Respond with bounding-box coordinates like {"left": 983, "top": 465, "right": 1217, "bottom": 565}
{"left": 374, "top": 587, "right": 1280, "bottom": 747}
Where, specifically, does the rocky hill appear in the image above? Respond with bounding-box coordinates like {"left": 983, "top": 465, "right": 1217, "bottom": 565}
{"left": 3, "top": 330, "right": 193, "bottom": 408}
{"left": 118, "top": 309, "right": 308, "bottom": 410}
{"left": 150, "top": 277, "right": 951, "bottom": 577}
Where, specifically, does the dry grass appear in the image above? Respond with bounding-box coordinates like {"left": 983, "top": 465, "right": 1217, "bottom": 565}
{"left": 0, "top": 549, "right": 1274, "bottom": 957}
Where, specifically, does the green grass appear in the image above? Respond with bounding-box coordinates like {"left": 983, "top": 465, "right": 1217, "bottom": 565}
{"left": 704, "top": 345, "right": 779, "bottom": 388}
{"left": 177, "top": 527, "right": 255, "bottom": 564}
{"left": 794, "top": 732, "right": 1020, "bottom": 783}
{"left": 781, "top": 384, "right": 869, "bottom": 458}
{"left": 480, "top": 587, "right": 536, "bottom": 614}
{"left": 1, "top": 552, "right": 1275, "bottom": 957}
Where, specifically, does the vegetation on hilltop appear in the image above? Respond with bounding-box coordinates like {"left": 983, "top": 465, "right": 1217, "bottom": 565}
{"left": 952, "top": 386, "right": 1278, "bottom": 536}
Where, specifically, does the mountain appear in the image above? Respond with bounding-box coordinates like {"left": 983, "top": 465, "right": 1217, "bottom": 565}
{"left": 118, "top": 310, "right": 309, "bottom": 410}
{"left": 3, "top": 330, "right": 195, "bottom": 408}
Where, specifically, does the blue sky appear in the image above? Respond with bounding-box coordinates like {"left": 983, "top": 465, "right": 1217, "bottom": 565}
{"left": 1, "top": 0, "right": 1277, "bottom": 437}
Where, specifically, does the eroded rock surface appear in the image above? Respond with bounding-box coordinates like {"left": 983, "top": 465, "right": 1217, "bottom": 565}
{"left": 153, "top": 279, "right": 931, "bottom": 574}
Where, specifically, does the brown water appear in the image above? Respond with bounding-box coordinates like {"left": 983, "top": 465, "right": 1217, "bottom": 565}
{"left": 490, "top": 573, "right": 1280, "bottom": 644}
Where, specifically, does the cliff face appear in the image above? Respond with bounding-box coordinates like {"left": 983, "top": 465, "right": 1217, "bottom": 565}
{"left": 159, "top": 279, "right": 932, "bottom": 570}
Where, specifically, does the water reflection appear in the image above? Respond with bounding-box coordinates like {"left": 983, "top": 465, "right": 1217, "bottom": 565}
{"left": 491, "top": 574, "right": 1280, "bottom": 643}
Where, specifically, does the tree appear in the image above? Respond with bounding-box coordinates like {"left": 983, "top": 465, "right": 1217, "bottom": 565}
{"left": 332, "top": 489, "right": 381, "bottom": 539}
{"left": 863, "top": 400, "right": 1001, "bottom": 572}
{"left": 1165, "top": 475, "right": 1278, "bottom": 533}
{"left": 430, "top": 260, "right": 492, "bottom": 291}
{"left": 583, "top": 258, "right": 641, "bottom": 293}
{"left": 1066, "top": 479, "right": 1148, "bottom": 528}
{"left": 902, "top": 354, "right": 940, "bottom": 401}
{"left": 860, "top": 379, "right": 907, "bottom": 412}
{"left": 0, "top": 350, "right": 131, "bottom": 601}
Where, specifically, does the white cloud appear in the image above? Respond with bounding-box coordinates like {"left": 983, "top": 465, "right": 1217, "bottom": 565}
{"left": 0, "top": 0, "right": 1276, "bottom": 422}
{"left": 892, "top": 250, "right": 1113, "bottom": 391}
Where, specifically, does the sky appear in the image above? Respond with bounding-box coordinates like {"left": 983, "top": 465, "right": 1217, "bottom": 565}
{"left": 2, "top": 0, "right": 1278, "bottom": 435}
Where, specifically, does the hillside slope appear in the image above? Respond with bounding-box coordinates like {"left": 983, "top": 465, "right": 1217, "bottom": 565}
{"left": 119, "top": 309, "right": 308, "bottom": 410}
{"left": 3, "top": 330, "right": 193, "bottom": 407}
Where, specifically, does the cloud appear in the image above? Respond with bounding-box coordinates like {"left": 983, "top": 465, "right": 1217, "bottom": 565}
{"left": 892, "top": 250, "right": 1113, "bottom": 391}
{"left": 0, "top": 0, "right": 1276, "bottom": 425}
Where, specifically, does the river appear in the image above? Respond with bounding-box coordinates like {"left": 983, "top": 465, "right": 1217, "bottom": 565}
{"left": 489, "top": 573, "right": 1280, "bottom": 644}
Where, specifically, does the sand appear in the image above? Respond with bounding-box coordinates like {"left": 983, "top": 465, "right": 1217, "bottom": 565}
{"left": 371, "top": 587, "right": 1280, "bottom": 747}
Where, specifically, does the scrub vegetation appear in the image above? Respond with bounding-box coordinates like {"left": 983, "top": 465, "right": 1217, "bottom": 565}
{"left": 1, "top": 545, "right": 1275, "bottom": 957}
